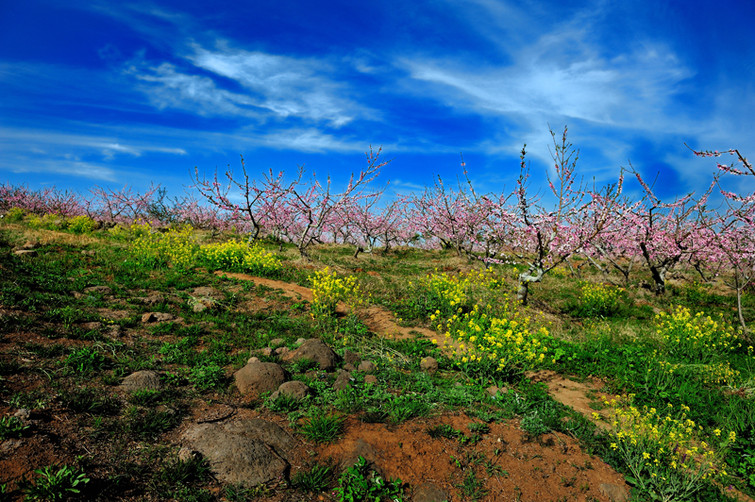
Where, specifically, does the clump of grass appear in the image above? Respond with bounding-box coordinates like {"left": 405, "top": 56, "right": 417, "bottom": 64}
{"left": 299, "top": 412, "right": 345, "bottom": 443}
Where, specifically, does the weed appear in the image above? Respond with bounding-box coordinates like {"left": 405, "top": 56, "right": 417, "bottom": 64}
{"left": 334, "top": 456, "right": 404, "bottom": 502}
{"left": 0, "top": 416, "right": 29, "bottom": 439}
{"left": 63, "top": 346, "right": 107, "bottom": 375}
{"left": 22, "top": 464, "right": 90, "bottom": 501}
{"left": 456, "top": 470, "right": 488, "bottom": 501}
{"left": 427, "top": 424, "right": 462, "bottom": 439}
{"left": 299, "top": 412, "right": 345, "bottom": 443}
{"left": 60, "top": 387, "right": 121, "bottom": 415}
{"left": 127, "top": 407, "right": 182, "bottom": 439}
{"left": 188, "top": 363, "right": 227, "bottom": 392}
{"left": 266, "top": 392, "right": 306, "bottom": 413}
{"left": 291, "top": 463, "right": 333, "bottom": 493}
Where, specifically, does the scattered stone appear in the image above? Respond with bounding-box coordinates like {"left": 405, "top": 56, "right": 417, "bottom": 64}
{"left": 177, "top": 447, "right": 196, "bottom": 463}
{"left": 247, "top": 356, "right": 261, "bottom": 365}
{"left": 258, "top": 347, "right": 273, "bottom": 357}
{"left": 13, "top": 408, "right": 31, "bottom": 425}
{"left": 486, "top": 385, "right": 507, "bottom": 397}
{"left": 420, "top": 356, "right": 439, "bottom": 373}
{"left": 196, "top": 404, "right": 236, "bottom": 424}
{"left": 140, "top": 294, "right": 166, "bottom": 306}
{"left": 84, "top": 285, "right": 112, "bottom": 295}
{"left": 357, "top": 361, "right": 377, "bottom": 373}
{"left": 270, "top": 380, "right": 310, "bottom": 401}
{"left": 340, "top": 439, "right": 381, "bottom": 472}
{"left": 233, "top": 362, "right": 286, "bottom": 398}
{"left": 599, "top": 483, "right": 630, "bottom": 502}
{"left": 274, "top": 346, "right": 290, "bottom": 357}
{"left": 364, "top": 375, "right": 378, "bottom": 385}
{"left": 193, "top": 286, "right": 221, "bottom": 299}
{"left": 333, "top": 370, "right": 353, "bottom": 391}
{"left": 282, "top": 338, "right": 338, "bottom": 371}
{"left": 269, "top": 338, "right": 285, "bottom": 347}
{"left": 141, "top": 312, "right": 176, "bottom": 323}
{"left": 343, "top": 363, "right": 356, "bottom": 372}
{"left": 294, "top": 338, "right": 306, "bottom": 345}
{"left": 343, "top": 349, "right": 360, "bottom": 365}
{"left": 119, "top": 370, "right": 162, "bottom": 393}
{"left": 181, "top": 419, "right": 297, "bottom": 487}
{"left": 413, "top": 483, "right": 450, "bottom": 502}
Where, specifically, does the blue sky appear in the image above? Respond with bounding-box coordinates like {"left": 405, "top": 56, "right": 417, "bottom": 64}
{"left": 2, "top": 0, "right": 754, "bottom": 203}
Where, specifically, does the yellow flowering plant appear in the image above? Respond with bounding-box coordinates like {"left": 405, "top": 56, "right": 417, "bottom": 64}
{"left": 655, "top": 306, "right": 743, "bottom": 363}
{"left": 606, "top": 396, "right": 736, "bottom": 502}
{"left": 309, "top": 267, "right": 365, "bottom": 320}
{"left": 199, "top": 239, "right": 282, "bottom": 277}
{"left": 131, "top": 224, "right": 199, "bottom": 271}
{"left": 574, "top": 282, "right": 625, "bottom": 318}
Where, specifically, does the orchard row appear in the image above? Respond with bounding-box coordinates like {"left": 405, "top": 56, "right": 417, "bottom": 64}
{"left": 2, "top": 129, "right": 753, "bottom": 327}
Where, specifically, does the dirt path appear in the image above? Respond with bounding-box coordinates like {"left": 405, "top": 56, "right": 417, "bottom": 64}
{"left": 218, "top": 273, "right": 607, "bottom": 418}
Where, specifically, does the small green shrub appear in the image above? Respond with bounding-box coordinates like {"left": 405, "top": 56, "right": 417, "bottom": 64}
{"left": 22, "top": 464, "right": 90, "bottom": 501}
{"left": 0, "top": 416, "right": 30, "bottom": 439}
{"left": 299, "top": 413, "right": 345, "bottom": 443}
{"left": 66, "top": 215, "right": 97, "bottom": 234}
{"left": 334, "top": 456, "right": 404, "bottom": 502}
{"left": 63, "top": 347, "right": 106, "bottom": 375}
{"left": 291, "top": 463, "right": 333, "bottom": 493}
{"left": 5, "top": 207, "right": 25, "bottom": 222}
{"left": 188, "top": 363, "right": 226, "bottom": 391}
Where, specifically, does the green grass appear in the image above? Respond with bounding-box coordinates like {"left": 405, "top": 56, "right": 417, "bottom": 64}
{"left": 1, "top": 219, "right": 753, "bottom": 501}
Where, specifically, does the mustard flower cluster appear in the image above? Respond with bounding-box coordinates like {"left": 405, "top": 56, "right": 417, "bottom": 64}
{"left": 27, "top": 213, "right": 65, "bottom": 230}
{"left": 199, "top": 239, "right": 282, "bottom": 277}
{"left": 656, "top": 359, "right": 740, "bottom": 387}
{"left": 605, "top": 396, "right": 735, "bottom": 502}
{"left": 577, "top": 282, "right": 624, "bottom": 317}
{"left": 5, "top": 207, "right": 25, "bottom": 222}
{"left": 132, "top": 225, "right": 199, "bottom": 270}
{"left": 66, "top": 215, "right": 97, "bottom": 234}
{"left": 433, "top": 298, "right": 553, "bottom": 376}
{"left": 418, "top": 268, "right": 503, "bottom": 316}
{"left": 655, "top": 306, "right": 743, "bottom": 362}
{"left": 309, "top": 267, "right": 365, "bottom": 319}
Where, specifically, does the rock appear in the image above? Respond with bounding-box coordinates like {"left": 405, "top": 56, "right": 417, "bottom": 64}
{"left": 13, "top": 408, "right": 31, "bottom": 425}
{"left": 340, "top": 439, "right": 381, "bottom": 472}
{"left": 247, "top": 356, "right": 261, "bottom": 365}
{"left": 282, "top": 339, "right": 338, "bottom": 371}
{"left": 343, "top": 349, "right": 360, "bottom": 365}
{"left": 599, "top": 483, "right": 630, "bottom": 502}
{"left": 140, "top": 294, "right": 166, "bottom": 306}
{"left": 84, "top": 285, "right": 111, "bottom": 295}
{"left": 357, "top": 361, "right": 377, "bottom": 373}
{"left": 270, "top": 380, "right": 310, "bottom": 401}
{"left": 193, "top": 286, "right": 221, "bottom": 299}
{"left": 364, "top": 375, "right": 378, "bottom": 385}
{"left": 413, "top": 483, "right": 450, "bottom": 502}
{"left": 141, "top": 312, "right": 176, "bottom": 323}
{"left": 177, "top": 447, "right": 196, "bottom": 463}
{"left": 343, "top": 363, "right": 356, "bottom": 372}
{"left": 258, "top": 347, "right": 273, "bottom": 357}
{"left": 274, "top": 346, "right": 290, "bottom": 357}
{"left": 486, "top": 385, "right": 507, "bottom": 397}
{"left": 233, "top": 362, "right": 286, "bottom": 398}
{"left": 269, "top": 338, "right": 285, "bottom": 347}
{"left": 294, "top": 338, "right": 306, "bottom": 345}
{"left": 333, "top": 371, "right": 353, "bottom": 391}
{"left": 420, "top": 357, "right": 439, "bottom": 373}
{"left": 119, "top": 370, "right": 162, "bottom": 393}
{"left": 81, "top": 322, "right": 102, "bottom": 331}
{"left": 181, "top": 419, "right": 297, "bottom": 487}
